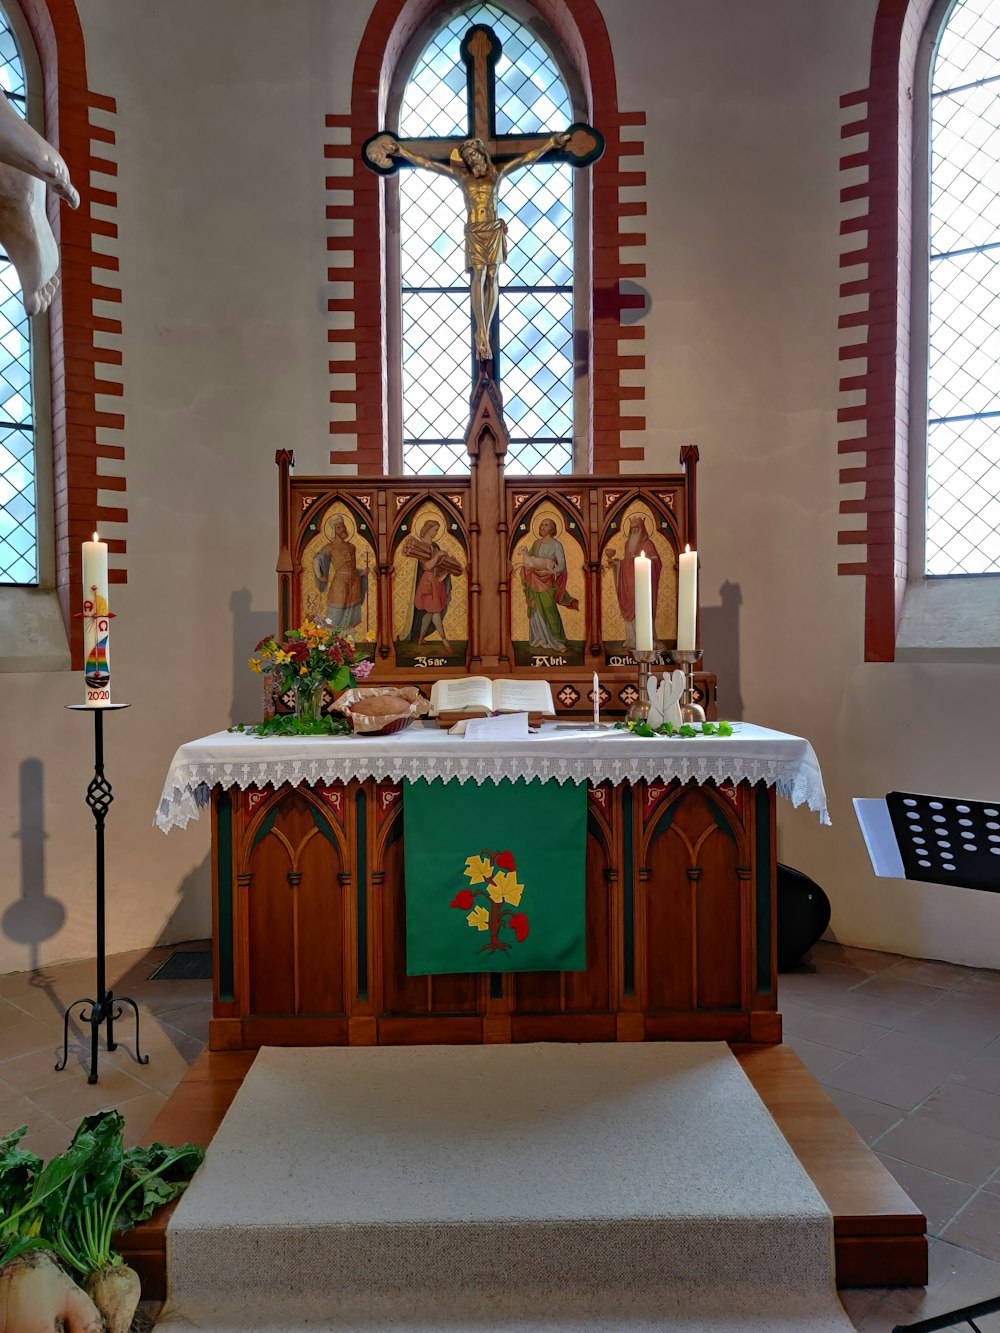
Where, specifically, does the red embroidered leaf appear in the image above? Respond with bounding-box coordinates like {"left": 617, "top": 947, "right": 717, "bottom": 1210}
{"left": 450, "top": 888, "right": 474, "bottom": 909}
{"left": 510, "top": 911, "right": 529, "bottom": 942}
{"left": 494, "top": 851, "right": 516, "bottom": 872}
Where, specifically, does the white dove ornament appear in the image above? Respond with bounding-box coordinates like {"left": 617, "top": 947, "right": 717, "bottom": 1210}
{"left": 661, "top": 671, "right": 685, "bottom": 728}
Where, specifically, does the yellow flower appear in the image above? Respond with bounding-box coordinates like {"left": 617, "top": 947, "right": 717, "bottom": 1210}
{"left": 464, "top": 854, "right": 493, "bottom": 885}
{"left": 492, "top": 869, "right": 524, "bottom": 907}
{"left": 248, "top": 657, "right": 262, "bottom": 674}
{"left": 467, "top": 904, "right": 490, "bottom": 932}
{"left": 274, "top": 649, "right": 292, "bottom": 665}
{"left": 365, "top": 630, "right": 376, "bottom": 642}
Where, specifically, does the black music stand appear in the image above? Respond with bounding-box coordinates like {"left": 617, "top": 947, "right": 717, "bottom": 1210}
{"left": 854, "top": 791, "right": 999, "bottom": 1333}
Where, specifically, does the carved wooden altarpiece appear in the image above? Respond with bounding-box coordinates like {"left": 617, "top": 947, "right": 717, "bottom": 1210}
{"left": 208, "top": 378, "right": 779, "bottom": 1052}
{"left": 276, "top": 378, "right": 713, "bottom": 715}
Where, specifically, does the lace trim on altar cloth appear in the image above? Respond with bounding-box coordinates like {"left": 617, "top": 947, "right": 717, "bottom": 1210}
{"left": 155, "top": 751, "right": 830, "bottom": 833}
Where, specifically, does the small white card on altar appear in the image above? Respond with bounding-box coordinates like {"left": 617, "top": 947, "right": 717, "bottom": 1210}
{"left": 463, "top": 711, "right": 530, "bottom": 741}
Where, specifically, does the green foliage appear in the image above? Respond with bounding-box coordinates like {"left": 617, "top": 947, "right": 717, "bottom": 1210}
{"left": 0, "top": 1124, "right": 92, "bottom": 1267}
{"left": 229, "top": 714, "right": 352, "bottom": 738}
{"left": 615, "top": 719, "right": 735, "bottom": 739}
{"left": 0, "top": 1113, "right": 205, "bottom": 1276}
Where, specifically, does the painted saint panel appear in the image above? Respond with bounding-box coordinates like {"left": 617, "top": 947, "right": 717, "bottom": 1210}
{"left": 300, "top": 506, "right": 379, "bottom": 653}
{"left": 510, "top": 503, "right": 586, "bottom": 668}
{"left": 391, "top": 501, "right": 469, "bottom": 669}
{"left": 601, "top": 501, "right": 677, "bottom": 665}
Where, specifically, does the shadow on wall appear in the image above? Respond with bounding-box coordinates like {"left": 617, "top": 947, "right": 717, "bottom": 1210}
{"left": 155, "top": 853, "right": 211, "bottom": 955}
{"left": 701, "top": 580, "right": 743, "bottom": 720}
{"left": 3, "top": 758, "right": 65, "bottom": 972}
{"left": 230, "top": 587, "right": 277, "bottom": 726}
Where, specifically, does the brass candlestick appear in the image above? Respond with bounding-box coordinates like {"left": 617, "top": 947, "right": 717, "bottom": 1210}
{"left": 625, "top": 649, "right": 661, "bottom": 723}
{"left": 669, "top": 648, "right": 705, "bottom": 723}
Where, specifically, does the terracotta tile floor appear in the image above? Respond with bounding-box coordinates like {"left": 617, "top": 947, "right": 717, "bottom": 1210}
{"left": 3, "top": 936, "right": 1000, "bottom": 1331}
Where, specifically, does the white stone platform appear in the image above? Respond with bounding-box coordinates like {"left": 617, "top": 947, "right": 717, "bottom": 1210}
{"left": 158, "top": 1043, "right": 853, "bottom": 1332}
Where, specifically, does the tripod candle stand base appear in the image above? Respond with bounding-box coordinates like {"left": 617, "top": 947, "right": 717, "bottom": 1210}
{"left": 57, "top": 704, "right": 147, "bottom": 1085}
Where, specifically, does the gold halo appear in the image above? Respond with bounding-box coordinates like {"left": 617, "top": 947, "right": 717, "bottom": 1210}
{"left": 324, "top": 511, "right": 355, "bottom": 542}
{"left": 532, "top": 512, "right": 563, "bottom": 539}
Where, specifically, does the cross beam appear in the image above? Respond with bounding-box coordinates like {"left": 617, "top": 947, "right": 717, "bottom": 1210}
{"left": 362, "top": 25, "right": 603, "bottom": 174}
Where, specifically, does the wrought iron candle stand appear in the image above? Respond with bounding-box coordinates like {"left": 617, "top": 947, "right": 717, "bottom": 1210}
{"left": 669, "top": 648, "right": 706, "bottom": 723}
{"left": 56, "top": 704, "right": 147, "bottom": 1084}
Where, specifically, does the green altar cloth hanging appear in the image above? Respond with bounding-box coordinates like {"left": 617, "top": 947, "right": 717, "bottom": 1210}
{"left": 403, "top": 777, "right": 587, "bottom": 975}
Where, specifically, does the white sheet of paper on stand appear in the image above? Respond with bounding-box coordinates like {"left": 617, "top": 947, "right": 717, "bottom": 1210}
{"left": 853, "top": 798, "right": 905, "bottom": 878}
{"left": 463, "top": 712, "right": 530, "bottom": 741}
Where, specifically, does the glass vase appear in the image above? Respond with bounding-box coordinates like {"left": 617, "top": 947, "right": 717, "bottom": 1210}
{"left": 294, "top": 677, "right": 324, "bottom": 725}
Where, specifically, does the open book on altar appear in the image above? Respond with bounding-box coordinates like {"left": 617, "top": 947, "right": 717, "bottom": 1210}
{"left": 429, "top": 676, "right": 555, "bottom": 718}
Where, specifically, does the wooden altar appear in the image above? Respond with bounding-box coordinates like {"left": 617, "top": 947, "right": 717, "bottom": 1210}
{"left": 207, "top": 382, "right": 784, "bottom": 1051}
{"left": 208, "top": 773, "right": 778, "bottom": 1051}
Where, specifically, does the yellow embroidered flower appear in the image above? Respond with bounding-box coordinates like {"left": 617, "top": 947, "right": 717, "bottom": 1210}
{"left": 464, "top": 854, "right": 493, "bottom": 885}
{"left": 467, "top": 904, "right": 490, "bottom": 931}
{"left": 248, "top": 657, "right": 262, "bottom": 674}
{"left": 492, "top": 869, "right": 524, "bottom": 907}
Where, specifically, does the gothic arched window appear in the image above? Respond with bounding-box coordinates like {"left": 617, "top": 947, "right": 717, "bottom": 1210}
{"left": 0, "top": 6, "right": 36, "bottom": 583}
{"left": 925, "top": 0, "right": 1000, "bottom": 575}
{"left": 393, "top": 3, "right": 578, "bottom": 476}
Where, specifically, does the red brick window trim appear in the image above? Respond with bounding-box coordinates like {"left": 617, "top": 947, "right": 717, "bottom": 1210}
{"left": 326, "top": 0, "right": 646, "bottom": 478}
{"left": 12, "top": 0, "right": 125, "bottom": 668}
{"left": 837, "top": 0, "right": 935, "bottom": 662}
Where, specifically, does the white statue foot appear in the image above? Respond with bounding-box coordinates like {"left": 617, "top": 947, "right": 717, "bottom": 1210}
{"left": 0, "top": 163, "right": 61, "bottom": 315}
{"left": 0, "top": 90, "right": 79, "bottom": 207}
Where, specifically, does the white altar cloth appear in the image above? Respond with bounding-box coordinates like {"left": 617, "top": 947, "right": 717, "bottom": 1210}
{"left": 155, "top": 721, "right": 829, "bottom": 833}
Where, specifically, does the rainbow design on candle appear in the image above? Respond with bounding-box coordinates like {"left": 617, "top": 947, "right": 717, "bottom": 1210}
{"left": 84, "top": 614, "right": 110, "bottom": 686}
{"left": 81, "top": 533, "right": 113, "bottom": 706}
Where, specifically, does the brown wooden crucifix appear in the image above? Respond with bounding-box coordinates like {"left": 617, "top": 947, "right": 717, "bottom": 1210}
{"left": 362, "top": 24, "right": 603, "bottom": 364}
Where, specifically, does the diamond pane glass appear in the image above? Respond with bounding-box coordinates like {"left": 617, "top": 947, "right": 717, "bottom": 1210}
{"left": 499, "top": 161, "right": 572, "bottom": 286}
{"left": 0, "top": 9, "right": 34, "bottom": 584}
{"left": 399, "top": 3, "right": 571, "bottom": 139}
{"left": 926, "top": 0, "right": 1000, "bottom": 574}
{"left": 500, "top": 289, "right": 573, "bottom": 475}
{"left": 398, "top": 5, "right": 574, "bottom": 475}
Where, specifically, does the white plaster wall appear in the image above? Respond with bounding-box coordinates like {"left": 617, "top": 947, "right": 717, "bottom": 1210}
{"left": 604, "top": 0, "right": 1000, "bottom": 967}
{"left": 1, "top": 0, "right": 998, "bottom": 974}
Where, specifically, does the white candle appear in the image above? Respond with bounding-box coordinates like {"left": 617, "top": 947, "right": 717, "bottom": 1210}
{"left": 593, "top": 671, "right": 600, "bottom": 726}
{"left": 676, "top": 545, "right": 698, "bottom": 650}
{"left": 82, "top": 532, "right": 108, "bottom": 615}
{"left": 634, "top": 554, "right": 654, "bottom": 652}
{"left": 83, "top": 532, "right": 111, "bottom": 707}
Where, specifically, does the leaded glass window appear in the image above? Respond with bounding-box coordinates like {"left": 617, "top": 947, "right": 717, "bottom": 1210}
{"left": 397, "top": 4, "right": 575, "bottom": 476}
{"left": 926, "top": 0, "right": 1000, "bottom": 574}
{"left": 0, "top": 7, "right": 36, "bottom": 584}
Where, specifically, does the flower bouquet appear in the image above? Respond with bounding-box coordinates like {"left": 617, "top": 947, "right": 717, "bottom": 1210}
{"left": 243, "top": 619, "right": 375, "bottom": 736}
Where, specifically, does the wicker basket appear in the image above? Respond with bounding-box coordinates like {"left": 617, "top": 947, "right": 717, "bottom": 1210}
{"left": 330, "top": 686, "right": 430, "bottom": 736}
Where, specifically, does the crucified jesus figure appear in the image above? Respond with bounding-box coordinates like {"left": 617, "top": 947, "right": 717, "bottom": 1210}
{"left": 0, "top": 91, "right": 79, "bottom": 317}
{"left": 383, "top": 133, "right": 569, "bottom": 361}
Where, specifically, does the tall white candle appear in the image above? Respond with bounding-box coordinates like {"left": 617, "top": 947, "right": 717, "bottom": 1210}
{"left": 83, "top": 532, "right": 111, "bottom": 707}
{"left": 676, "top": 545, "right": 698, "bottom": 650}
{"left": 634, "top": 553, "right": 654, "bottom": 652}
{"left": 593, "top": 671, "right": 600, "bottom": 726}
{"left": 82, "top": 533, "right": 108, "bottom": 616}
